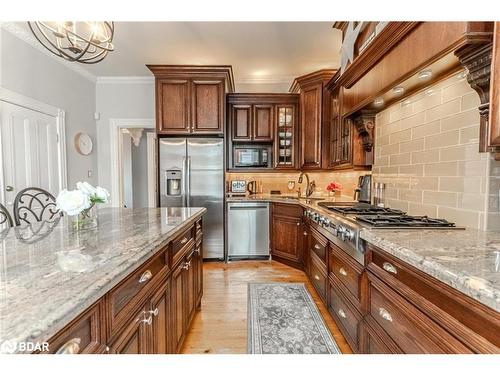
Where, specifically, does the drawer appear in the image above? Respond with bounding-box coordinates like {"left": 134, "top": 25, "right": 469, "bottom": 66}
{"left": 359, "top": 322, "right": 400, "bottom": 354}
{"left": 195, "top": 219, "right": 202, "bottom": 240}
{"left": 172, "top": 225, "right": 195, "bottom": 266}
{"left": 310, "top": 228, "right": 327, "bottom": 266}
{"left": 272, "top": 202, "right": 302, "bottom": 217}
{"left": 368, "top": 274, "right": 471, "bottom": 353}
{"left": 47, "top": 301, "right": 106, "bottom": 354}
{"left": 328, "top": 280, "right": 361, "bottom": 352}
{"left": 309, "top": 254, "right": 327, "bottom": 303}
{"left": 328, "top": 244, "right": 362, "bottom": 304}
{"left": 107, "top": 249, "right": 168, "bottom": 333}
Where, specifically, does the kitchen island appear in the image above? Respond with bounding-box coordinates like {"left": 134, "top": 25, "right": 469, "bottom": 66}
{"left": 0, "top": 207, "right": 206, "bottom": 354}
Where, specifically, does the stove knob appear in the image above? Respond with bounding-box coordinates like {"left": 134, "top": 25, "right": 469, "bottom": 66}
{"left": 323, "top": 218, "right": 331, "bottom": 227}
{"left": 337, "top": 225, "right": 346, "bottom": 238}
{"left": 344, "top": 229, "right": 355, "bottom": 242}
{"left": 318, "top": 216, "right": 325, "bottom": 225}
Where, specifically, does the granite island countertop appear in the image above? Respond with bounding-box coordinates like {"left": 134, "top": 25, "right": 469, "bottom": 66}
{"left": 360, "top": 229, "right": 500, "bottom": 313}
{"left": 0, "top": 207, "right": 206, "bottom": 353}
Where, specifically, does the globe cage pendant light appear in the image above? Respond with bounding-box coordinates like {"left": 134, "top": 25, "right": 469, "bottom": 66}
{"left": 27, "top": 21, "right": 114, "bottom": 64}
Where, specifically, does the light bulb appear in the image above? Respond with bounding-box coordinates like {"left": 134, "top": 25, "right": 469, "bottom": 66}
{"left": 418, "top": 70, "right": 432, "bottom": 80}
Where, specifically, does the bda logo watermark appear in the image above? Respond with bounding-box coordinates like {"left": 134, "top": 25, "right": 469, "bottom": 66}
{"left": 1, "top": 339, "right": 49, "bottom": 353}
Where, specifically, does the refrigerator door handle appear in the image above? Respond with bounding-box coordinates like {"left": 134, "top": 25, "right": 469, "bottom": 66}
{"left": 181, "top": 156, "right": 187, "bottom": 206}
{"left": 186, "top": 156, "right": 191, "bottom": 207}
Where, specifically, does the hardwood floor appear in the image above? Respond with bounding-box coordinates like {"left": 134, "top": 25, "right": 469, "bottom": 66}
{"left": 181, "top": 260, "right": 353, "bottom": 354}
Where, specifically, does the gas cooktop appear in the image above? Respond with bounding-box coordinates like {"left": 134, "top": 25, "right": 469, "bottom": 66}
{"left": 355, "top": 215, "right": 457, "bottom": 228}
{"left": 318, "top": 202, "right": 405, "bottom": 216}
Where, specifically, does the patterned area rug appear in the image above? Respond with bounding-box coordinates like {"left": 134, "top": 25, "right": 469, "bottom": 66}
{"left": 248, "top": 283, "right": 341, "bottom": 354}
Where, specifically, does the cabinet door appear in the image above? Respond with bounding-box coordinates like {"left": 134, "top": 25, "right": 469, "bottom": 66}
{"left": 171, "top": 261, "right": 186, "bottom": 353}
{"left": 151, "top": 281, "right": 171, "bottom": 354}
{"left": 185, "top": 251, "right": 197, "bottom": 327}
{"left": 275, "top": 105, "right": 296, "bottom": 169}
{"left": 191, "top": 79, "right": 224, "bottom": 134}
{"left": 271, "top": 214, "right": 303, "bottom": 263}
{"left": 338, "top": 118, "right": 353, "bottom": 166}
{"left": 253, "top": 105, "right": 274, "bottom": 141}
{"left": 157, "top": 79, "right": 191, "bottom": 134}
{"left": 300, "top": 83, "right": 322, "bottom": 169}
{"left": 109, "top": 304, "right": 150, "bottom": 354}
{"left": 231, "top": 105, "right": 252, "bottom": 141}
{"left": 193, "top": 243, "right": 203, "bottom": 307}
{"left": 302, "top": 224, "right": 311, "bottom": 276}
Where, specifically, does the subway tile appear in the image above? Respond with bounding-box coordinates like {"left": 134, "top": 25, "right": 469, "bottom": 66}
{"left": 384, "top": 187, "right": 399, "bottom": 199}
{"left": 457, "top": 193, "right": 486, "bottom": 211}
{"left": 389, "top": 153, "right": 411, "bottom": 166}
{"left": 487, "top": 212, "right": 500, "bottom": 230}
{"left": 488, "top": 194, "right": 500, "bottom": 212}
{"left": 401, "top": 111, "right": 425, "bottom": 130}
{"left": 440, "top": 109, "right": 479, "bottom": 132}
{"left": 389, "top": 108, "right": 402, "bottom": 123}
{"left": 424, "top": 162, "right": 458, "bottom": 176}
{"left": 440, "top": 144, "right": 482, "bottom": 162}
{"left": 389, "top": 129, "right": 411, "bottom": 144}
{"left": 411, "top": 120, "right": 441, "bottom": 140}
{"left": 385, "top": 199, "right": 409, "bottom": 212}
{"left": 442, "top": 79, "right": 473, "bottom": 102}
{"left": 377, "top": 111, "right": 391, "bottom": 126}
{"left": 411, "top": 149, "right": 440, "bottom": 164}
{"left": 410, "top": 176, "right": 439, "bottom": 190}
{"left": 374, "top": 155, "right": 389, "bottom": 167}
{"left": 461, "top": 92, "right": 480, "bottom": 111}
{"left": 408, "top": 202, "right": 438, "bottom": 217}
{"left": 437, "top": 206, "right": 480, "bottom": 229}
{"left": 425, "top": 130, "right": 460, "bottom": 149}
{"left": 425, "top": 98, "right": 461, "bottom": 122}
{"left": 412, "top": 90, "right": 442, "bottom": 113}
{"left": 399, "top": 139, "right": 425, "bottom": 153}
{"left": 459, "top": 125, "right": 480, "bottom": 144}
{"left": 379, "top": 166, "right": 399, "bottom": 175}
{"left": 380, "top": 120, "right": 401, "bottom": 136}
{"left": 423, "top": 191, "right": 457, "bottom": 207}
{"left": 439, "top": 176, "right": 483, "bottom": 193}
{"left": 400, "top": 102, "right": 414, "bottom": 118}
{"left": 399, "top": 189, "right": 423, "bottom": 203}
{"left": 399, "top": 164, "right": 424, "bottom": 177}
{"left": 378, "top": 134, "right": 390, "bottom": 146}
{"left": 457, "top": 160, "right": 488, "bottom": 176}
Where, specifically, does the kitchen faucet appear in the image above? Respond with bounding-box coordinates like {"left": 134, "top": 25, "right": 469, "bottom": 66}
{"left": 298, "top": 172, "right": 315, "bottom": 198}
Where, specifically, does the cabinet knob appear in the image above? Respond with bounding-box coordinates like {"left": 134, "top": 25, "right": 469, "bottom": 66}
{"left": 382, "top": 262, "right": 398, "bottom": 274}
{"left": 180, "top": 237, "right": 188, "bottom": 245}
{"left": 182, "top": 261, "right": 191, "bottom": 270}
{"left": 149, "top": 308, "right": 159, "bottom": 317}
{"left": 314, "top": 244, "right": 321, "bottom": 250}
{"left": 56, "top": 338, "right": 81, "bottom": 354}
{"left": 378, "top": 307, "right": 393, "bottom": 322}
{"left": 339, "top": 267, "right": 348, "bottom": 276}
{"left": 303, "top": 231, "right": 308, "bottom": 236}
{"left": 139, "top": 270, "right": 153, "bottom": 283}
{"left": 5, "top": 185, "right": 14, "bottom": 192}
{"left": 338, "top": 309, "right": 347, "bottom": 319}
{"left": 296, "top": 222, "right": 301, "bottom": 226}
{"left": 314, "top": 274, "right": 320, "bottom": 281}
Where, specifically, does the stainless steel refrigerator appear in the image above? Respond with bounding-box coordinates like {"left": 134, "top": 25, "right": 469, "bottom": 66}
{"left": 159, "top": 138, "right": 224, "bottom": 260}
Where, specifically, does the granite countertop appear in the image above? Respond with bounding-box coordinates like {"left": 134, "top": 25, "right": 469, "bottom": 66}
{"left": 360, "top": 229, "right": 500, "bottom": 313}
{"left": 0, "top": 207, "right": 206, "bottom": 353}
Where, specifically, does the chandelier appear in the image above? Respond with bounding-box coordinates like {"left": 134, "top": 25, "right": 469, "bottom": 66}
{"left": 27, "top": 21, "right": 114, "bottom": 64}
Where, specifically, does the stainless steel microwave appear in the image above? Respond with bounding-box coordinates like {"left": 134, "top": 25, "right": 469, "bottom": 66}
{"left": 233, "top": 145, "right": 271, "bottom": 168}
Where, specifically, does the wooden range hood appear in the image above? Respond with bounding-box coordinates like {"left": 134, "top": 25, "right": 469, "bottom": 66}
{"left": 331, "top": 21, "right": 495, "bottom": 154}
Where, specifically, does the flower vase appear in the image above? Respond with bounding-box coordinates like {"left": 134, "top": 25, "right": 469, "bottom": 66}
{"left": 329, "top": 190, "right": 336, "bottom": 198}
{"left": 71, "top": 204, "right": 98, "bottom": 231}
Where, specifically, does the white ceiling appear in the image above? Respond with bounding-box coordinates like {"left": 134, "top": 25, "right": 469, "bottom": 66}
{"left": 14, "top": 22, "right": 342, "bottom": 92}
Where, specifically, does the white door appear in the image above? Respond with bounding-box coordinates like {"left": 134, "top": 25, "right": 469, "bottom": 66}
{"left": 0, "top": 101, "right": 63, "bottom": 214}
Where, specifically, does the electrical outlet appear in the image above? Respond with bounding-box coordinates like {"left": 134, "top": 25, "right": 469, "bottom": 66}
{"left": 88, "top": 170, "right": 92, "bottom": 178}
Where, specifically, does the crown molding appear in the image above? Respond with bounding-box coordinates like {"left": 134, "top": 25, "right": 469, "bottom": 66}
{"left": 96, "top": 76, "right": 154, "bottom": 84}
{"left": 0, "top": 22, "right": 96, "bottom": 83}
{"left": 237, "top": 74, "right": 296, "bottom": 85}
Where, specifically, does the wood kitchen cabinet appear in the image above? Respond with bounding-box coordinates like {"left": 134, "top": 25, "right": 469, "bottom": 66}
{"left": 108, "top": 301, "right": 151, "bottom": 354}
{"left": 231, "top": 105, "right": 252, "bottom": 141}
{"left": 489, "top": 22, "right": 500, "bottom": 155}
{"left": 290, "top": 70, "right": 336, "bottom": 170}
{"left": 270, "top": 203, "right": 304, "bottom": 269}
{"left": 229, "top": 104, "right": 273, "bottom": 142}
{"left": 275, "top": 105, "right": 297, "bottom": 169}
{"left": 148, "top": 65, "right": 234, "bottom": 135}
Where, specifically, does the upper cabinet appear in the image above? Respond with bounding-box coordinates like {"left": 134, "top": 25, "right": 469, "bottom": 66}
{"left": 488, "top": 22, "right": 500, "bottom": 157}
{"left": 227, "top": 94, "right": 299, "bottom": 170}
{"left": 147, "top": 65, "right": 234, "bottom": 135}
{"left": 290, "top": 70, "right": 336, "bottom": 170}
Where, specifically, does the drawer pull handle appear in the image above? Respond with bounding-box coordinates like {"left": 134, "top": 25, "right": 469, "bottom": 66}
{"left": 182, "top": 261, "right": 191, "bottom": 270}
{"left": 383, "top": 262, "right": 397, "bottom": 274}
{"left": 195, "top": 247, "right": 201, "bottom": 255}
{"left": 137, "top": 311, "right": 153, "bottom": 325}
{"left": 338, "top": 309, "right": 347, "bottom": 319}
{"left": 56, "top": 338, "right": 81, "bottom": 354}
{"left": 339, "top": 267, "right": 348, "bottom": 276}
{"left": 180, "top": 237, "right": 188, "bottom": 245}
{"left": 139, "top": 270, "right": 153, "bottom": 283}
{"left": 149, "top": 308, "right": 159, "bottom": 317}
{"left": 296, "top": 222, "right": 301, "bottom": 226}
{"left": 303, "top": 231, "right": 308, "bottom": 236}
{"left": 314, "top": 274, "right": 320, "bottom": 281}
{"left": 378, "top": 307, "right": 393, "bottom": 322}
{"left": 314, "top": 244, "right": 321, "bottom": 250}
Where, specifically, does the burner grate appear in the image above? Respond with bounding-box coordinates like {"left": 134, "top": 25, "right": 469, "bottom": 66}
{"left": 317, "top": 202, "right": 405, "bottom": 216}
{"left": 355, "top": 215, "right": 456, "bottom": 228}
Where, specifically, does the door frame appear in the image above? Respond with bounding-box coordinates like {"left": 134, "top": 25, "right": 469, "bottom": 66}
{"left": 109, "top": 118, "right": 155, "bottom": 207}
{"left": 0, "top": 87, "right": 67, "bottom": 204}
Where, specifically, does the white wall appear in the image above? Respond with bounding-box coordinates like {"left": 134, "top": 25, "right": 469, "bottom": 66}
{"left": 131, "top": 130, "right": 153, "bottom": 208}
{"left": 95, "top": 81, "right": 154, "bottom": 192}
{"left": 0, "top": 28, "right": 98, "bottom": 188}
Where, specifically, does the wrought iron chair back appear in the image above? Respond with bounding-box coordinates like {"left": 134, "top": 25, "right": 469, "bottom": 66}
{"left": 0, "top": 202, "right": 14, "bottom": 228}
{"left": 13, "top": 187, "right": 62, "bottom": 226}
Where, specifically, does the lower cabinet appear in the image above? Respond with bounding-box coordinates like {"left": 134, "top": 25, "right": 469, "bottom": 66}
{"left": 270, "top": 203, "right": 304, "bottom": 269}
{"left": 109, "top": 301, "right": 152, "bottom": 354}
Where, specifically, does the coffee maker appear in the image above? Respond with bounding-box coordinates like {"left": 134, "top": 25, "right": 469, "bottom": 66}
{"left": 353, "top": 175, "right": 371, "bottom": 203}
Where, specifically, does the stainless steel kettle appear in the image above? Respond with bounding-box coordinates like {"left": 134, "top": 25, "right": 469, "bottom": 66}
{"left": 353, "top": 175, "right": 372, "bottom": 203}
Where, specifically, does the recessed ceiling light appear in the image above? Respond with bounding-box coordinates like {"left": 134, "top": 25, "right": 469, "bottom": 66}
{"left": 374, "top": 98, "right": 384, "bottom": 106}
{"left": 426, "top": 89, "right": 435, "bottom": 95}
{"left": 393, "top": 86, "right": 405, "bottom": 95}
{"left": 403, "top": 99, "right": 412, "bottom": 106}
{"left": 418, "top": 70, "right": 433, "bottom": 80}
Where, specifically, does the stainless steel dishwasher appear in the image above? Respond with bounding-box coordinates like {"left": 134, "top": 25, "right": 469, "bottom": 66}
{"left": 226, "top": 201, "right": 270, "bottom": 260}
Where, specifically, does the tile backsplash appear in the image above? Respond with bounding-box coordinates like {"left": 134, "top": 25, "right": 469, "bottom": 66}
{"left": 373, "top": 70, "right": 500, "bottom": 230}
{"left": 226, "top": 170, "right": 368, "bottom": 198}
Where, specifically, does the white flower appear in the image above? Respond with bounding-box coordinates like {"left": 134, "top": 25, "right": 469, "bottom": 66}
{"left": 56, "top": 189, "right": 91, "bottom": 216}
{"left": 76, "top": 181, "right": 97, "bottom": 197}
{"left": 94, "top": 186, "right": 110, "bottom": 203}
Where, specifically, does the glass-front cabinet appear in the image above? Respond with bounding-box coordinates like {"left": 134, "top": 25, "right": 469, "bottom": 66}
{"left": 275, "top": 105, "right": 296, "bottom": 169}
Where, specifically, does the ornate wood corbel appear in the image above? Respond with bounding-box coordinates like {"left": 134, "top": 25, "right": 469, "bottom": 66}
{"left": 353, "top": 110, "right": 376, "bottom": 152}
{"left": 455, "top": 43, "right": 493, "bottom": 152}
